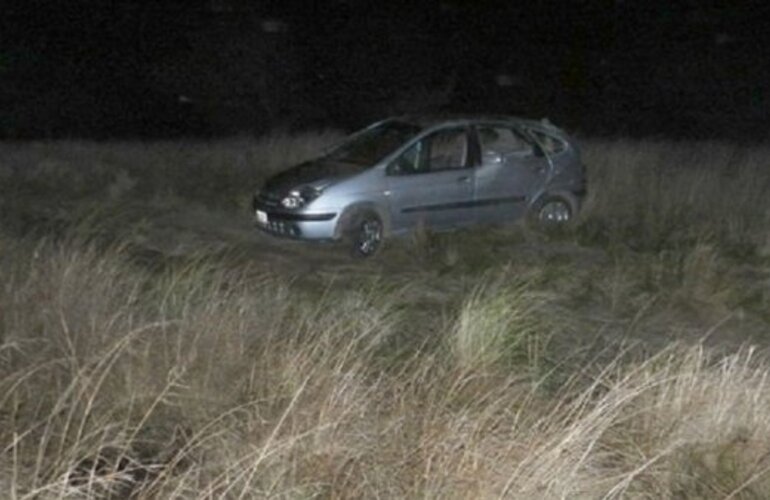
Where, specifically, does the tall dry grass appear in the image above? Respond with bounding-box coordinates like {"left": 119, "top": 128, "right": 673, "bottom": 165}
{"left": 580, "top": 138, "right": 770, "bottom": 254}
{"left": 2, "top": 132, "right": 770, "bottom": 497}
{"left": 2, "top": 234, "right": 770, "bottom": 498}
{"left": 0, "top": 131, "right": 343, "bottom": 238}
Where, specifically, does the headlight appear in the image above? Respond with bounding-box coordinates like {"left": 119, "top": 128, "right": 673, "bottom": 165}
{"left": 280, "top": 186, "right": 322, "bottom": 209}
{"left": 280, "top": 191, "right": 303, "bottom": 209}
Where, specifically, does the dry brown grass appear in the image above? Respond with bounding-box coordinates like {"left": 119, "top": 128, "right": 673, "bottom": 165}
{"left": 580, "top": 138, "right": 770, "bottom": 254}
{"left": 2, "top": 236, "right": 770, "bottom": 498}
{"left": 2, "top": 132, "right": 770, "bottom": 497}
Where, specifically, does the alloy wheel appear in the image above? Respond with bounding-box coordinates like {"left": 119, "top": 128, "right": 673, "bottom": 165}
{"left": 538, "top": 199, "right": 572, "bottom": 225}
{"left": 352, "top": 215, "right": 383, "bottom": 258}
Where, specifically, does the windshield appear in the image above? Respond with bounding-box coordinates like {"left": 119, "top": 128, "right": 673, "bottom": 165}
{"left": 326, "top": 121, "right": 421, "bottom": 165}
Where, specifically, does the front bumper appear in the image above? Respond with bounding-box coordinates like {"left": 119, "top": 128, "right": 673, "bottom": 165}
{"left": 252, "top": 197, "right": 339, "bottom": 240}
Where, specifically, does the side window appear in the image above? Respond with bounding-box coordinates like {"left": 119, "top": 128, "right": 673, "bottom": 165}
{"left": 388, "top": 129, "right": 467, "bottom": 175}
{"left": 391, "top": 141, "right": 426, "bottom": 175}
{"left": 529, "top": 129, "right": 567, "bottom": 155}
{"left": 427, "top": 129, "right": 467, "bottom": 171}
{"left": 478, "top": 126, "right": 534, "bottom": 157}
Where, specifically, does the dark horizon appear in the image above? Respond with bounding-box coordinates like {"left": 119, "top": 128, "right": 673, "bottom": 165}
{"left": 3, "top": 1, "right": 768, "bottom": 140}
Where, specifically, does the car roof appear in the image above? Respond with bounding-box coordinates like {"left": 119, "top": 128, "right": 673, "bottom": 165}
{"left": 390, "top": 114, "right": 566, "bottom": 136}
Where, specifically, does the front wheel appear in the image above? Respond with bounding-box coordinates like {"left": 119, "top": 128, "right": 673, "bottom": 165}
{"left": 346, "top": 211, "right": 384, "bottom": 258}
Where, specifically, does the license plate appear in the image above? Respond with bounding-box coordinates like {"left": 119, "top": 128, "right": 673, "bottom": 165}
{"left": 256, "top": 210, "right": 268, "bottom": 225}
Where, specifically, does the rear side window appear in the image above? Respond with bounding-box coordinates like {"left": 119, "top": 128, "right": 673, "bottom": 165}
{"left": 477, "top": 126, "right": 534, "bottom": 156}
{"left": 529, "top": 129, "right": 568, "bottom": 155}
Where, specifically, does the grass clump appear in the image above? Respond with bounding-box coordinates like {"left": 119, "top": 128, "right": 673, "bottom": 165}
{"left": 451, "top": 272, "right": 550, "bottom": 374}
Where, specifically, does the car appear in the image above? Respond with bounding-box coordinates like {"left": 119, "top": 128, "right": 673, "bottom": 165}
{"left": 252, "top": 115, "right": 587, "bottom": 258}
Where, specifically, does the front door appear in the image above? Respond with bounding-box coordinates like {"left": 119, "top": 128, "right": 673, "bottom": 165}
{"left": 386, "top": 127, "right": 476, "bottom": 232}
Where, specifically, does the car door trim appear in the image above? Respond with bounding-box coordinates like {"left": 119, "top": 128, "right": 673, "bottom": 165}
{"left": 402, "top": 195, "right": 525, "bottom": 214}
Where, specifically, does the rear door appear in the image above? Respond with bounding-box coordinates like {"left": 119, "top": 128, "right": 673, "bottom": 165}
{"left": 385, "top": 127, "right": 476, "bottom": 232}
{"left": 472, "top": 125, "right": 549, "bottom": 224}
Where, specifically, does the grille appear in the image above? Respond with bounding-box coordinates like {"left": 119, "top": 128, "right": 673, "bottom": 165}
{"left": 263, "top": 219, "right": 300, "bottom": 237}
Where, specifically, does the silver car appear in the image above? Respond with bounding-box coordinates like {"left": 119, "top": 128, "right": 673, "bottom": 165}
{"left": 252, "top": 115, "right": 586, "bottom": 257}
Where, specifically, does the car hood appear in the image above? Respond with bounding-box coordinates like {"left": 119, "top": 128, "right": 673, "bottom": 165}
{"left": 262, "top": 159, "right": 365, "bottom": 194}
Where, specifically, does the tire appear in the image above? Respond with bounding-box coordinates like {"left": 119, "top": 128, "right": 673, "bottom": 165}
{"left": 346, "top": 211, "right": 384, "bottom": 259}
{"left": 528, "top": 193, "right": 578, "bottom": 231}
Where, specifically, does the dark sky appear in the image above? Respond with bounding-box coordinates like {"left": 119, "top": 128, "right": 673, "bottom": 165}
{"left": 2, "top": 1, "right": 768, "bottom": 138}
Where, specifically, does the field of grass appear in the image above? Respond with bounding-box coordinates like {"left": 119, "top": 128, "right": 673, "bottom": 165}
{"left": 2, "top": 132, "right": 770, "bottom": 498}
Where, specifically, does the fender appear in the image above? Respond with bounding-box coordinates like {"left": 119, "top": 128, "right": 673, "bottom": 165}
{"left": 334, "top": 202, "right": 392, "bottom": 240}
{"left": 528, "top": 190, "right": 581, "bottom": 216}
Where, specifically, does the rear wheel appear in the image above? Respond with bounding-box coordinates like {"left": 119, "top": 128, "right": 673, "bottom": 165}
{"left": 346, "top": 211, "right": 384, "bottom": 258}
{"left": 529, "top": 193, "right": 578, "bottom": 230}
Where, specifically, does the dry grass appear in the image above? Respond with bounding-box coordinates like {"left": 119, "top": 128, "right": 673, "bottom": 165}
{"left": 2, "top": 236, "right": 770, "bottom": 498}
{"left": 0, "top": 131, "right": 343, "bottom": 238}
{"left": 580, "top": 138, "right": 770, "bottom": 254}
{"left": 2, "top": 132, "right": 770, "bottom": 497}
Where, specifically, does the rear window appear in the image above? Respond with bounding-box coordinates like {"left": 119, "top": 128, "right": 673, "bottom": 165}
{"left": 528, "top": 129, "right": 568, "bottom": 155}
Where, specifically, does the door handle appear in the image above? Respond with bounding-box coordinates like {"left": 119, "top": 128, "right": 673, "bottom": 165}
{"left": 457, "top": 176, "right": 471, "bottom": 183}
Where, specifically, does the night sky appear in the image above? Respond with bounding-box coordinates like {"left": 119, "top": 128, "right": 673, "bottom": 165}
{"left": 2, "top": 1, "right": 768, "bottom": 139}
